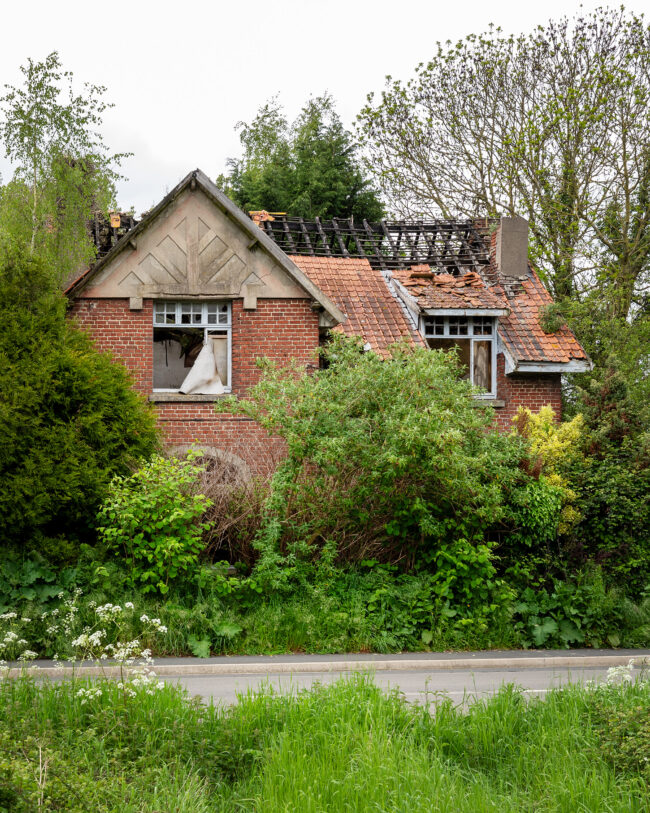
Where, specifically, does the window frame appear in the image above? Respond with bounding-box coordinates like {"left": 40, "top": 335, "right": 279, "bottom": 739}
{"left": 421, "top": 315, "right": 497, "bottom": 398}
{"left": 152, "top": 300, "right": 232, "bottom": 393}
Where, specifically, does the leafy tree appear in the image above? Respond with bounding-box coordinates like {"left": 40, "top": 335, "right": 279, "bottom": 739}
{"left": 358, "top": 8, "right": 650, "bottom": 315}
{"left": 0, "top": 239, "right": 159, "bottom": 560}
{"left": 0, "top": 51, "right": 127, "bottom": 281}
{"left": 220, "top": 94, "right": 385, "bottom": 221}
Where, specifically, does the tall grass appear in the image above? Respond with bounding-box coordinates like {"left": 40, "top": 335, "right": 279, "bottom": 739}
{"left": 1, "top": 670, "right": 648, "bottom": 811}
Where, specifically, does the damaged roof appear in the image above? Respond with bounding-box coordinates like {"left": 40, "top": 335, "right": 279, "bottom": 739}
{"left": 70, "top": 173, "right": 590, "bottom": 372}
{"left": 260, "top": 213, "right": 590, "bottom": 372}
{"left": 290, "top": 256, "right": 424, "bottom": 358}
{"left": 391, "top": 267, "right": 508, "bottom": 313}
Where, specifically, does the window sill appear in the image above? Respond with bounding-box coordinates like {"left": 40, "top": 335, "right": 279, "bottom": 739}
{"left": 149, "top": 393, "right": 234, "bottom": 403}
{"left": 471, "top": 398, "right": 505, "bottom": 408}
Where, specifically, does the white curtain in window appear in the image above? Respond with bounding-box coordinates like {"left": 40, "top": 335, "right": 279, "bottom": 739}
{"left": 179, "top": 341, "right": 224, "bottom": 394}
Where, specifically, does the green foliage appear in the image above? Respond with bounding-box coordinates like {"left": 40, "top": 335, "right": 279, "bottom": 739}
{"left": 539, "top": 303, "right": 566, "bottom": 334}
{"left": 0, "top": 552, "right": 76, "bottom": 611}
{"left": 0, "top": 51, "right": 127, "bottom": 279}
{"left": 1, "top": 673, "right": 648, "bottom": 811}
{"left": 217, "top": 335, "right": 526, "bottom": 589}
{"left": 220, "top": 94, "right": 384, "bottom": 220}
{"left": 590, "top": 679, "right": 650, "bottom": 780}
{"left": 512, "top": 570, "right": 627, "bottom": 649}
{"left": 0, "top": 241, "right": 159, "bottom": 554}
{"left": 97, "top": 455, "right": 212, "bottom": 594}
{"left": 504, "top": 476, "right": 564, "bottom": 550}
{"left": 566, "top": 367, "right": 650, "bottom": 588}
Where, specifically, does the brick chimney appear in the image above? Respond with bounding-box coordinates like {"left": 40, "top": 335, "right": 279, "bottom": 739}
{"left": 496, "top": 216, "right": 529, "bottom": 277}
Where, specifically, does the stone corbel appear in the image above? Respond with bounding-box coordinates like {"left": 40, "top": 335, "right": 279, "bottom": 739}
{"left": 241, "top": 272, "right": 264, "bottom": 310}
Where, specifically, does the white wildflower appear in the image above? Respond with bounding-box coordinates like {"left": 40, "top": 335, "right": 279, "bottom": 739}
{"left": 124, "top": 602, "right": 134, "bottom": 610}
{"left": 76, "top": 686, "right": 103, "bottom": 705}
{"left": 20, "top": 617, "right": 31, "bottom": 624}
{"left": 0, "top": 612, "right": 17, "bottom": 620}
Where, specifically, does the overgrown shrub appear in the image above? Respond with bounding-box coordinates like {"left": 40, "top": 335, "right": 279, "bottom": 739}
{"left": 568, "top": 366, "right": 650, "bottom": 588}
{"left": 512, "top": 568, "right": 629, "bottom": 648}
{"left": 194, "top": 455, "right": 269, "bottom": 567}
{"left": 218, "top": 335, "right": 527, "bottom": 590}
{"left": 97, "top": 454, "right": 212, "bottom": 593}
{"left": 0, "top": 240, "right": 159, "bottom": 557}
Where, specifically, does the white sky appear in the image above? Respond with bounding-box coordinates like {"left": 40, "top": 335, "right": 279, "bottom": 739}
{"left": 1, "top": 0, "right": 648, "bottom": 214}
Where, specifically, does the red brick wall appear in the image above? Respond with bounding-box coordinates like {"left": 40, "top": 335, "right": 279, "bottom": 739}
{"left": 70, "top": 298, "right": 154, "bottom": 394}
{"left": 70, "top": 297, "right": 319, "bottom": 473}
{"left": 493, "top": 353, "right": 562, "bottom": 430}
{"left": 68, "top": 299, "right": 562, "bottom": 468}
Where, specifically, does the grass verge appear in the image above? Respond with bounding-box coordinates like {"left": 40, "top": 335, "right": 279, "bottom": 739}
{"left": 1, "top": 670, "right": 649, "bottom": 811}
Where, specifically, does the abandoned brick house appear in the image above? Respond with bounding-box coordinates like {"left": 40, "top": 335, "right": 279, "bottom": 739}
{"left": 67, "top": 169, "right": 590, "bottom": 473}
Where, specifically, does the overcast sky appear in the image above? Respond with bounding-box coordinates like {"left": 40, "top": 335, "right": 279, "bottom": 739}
{"left": 1, "top": 0, "right": 648, "bottom": 214}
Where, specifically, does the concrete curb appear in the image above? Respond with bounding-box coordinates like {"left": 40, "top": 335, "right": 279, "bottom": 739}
{"left": 8, "top": 654, "right": 649, "bottom": 679}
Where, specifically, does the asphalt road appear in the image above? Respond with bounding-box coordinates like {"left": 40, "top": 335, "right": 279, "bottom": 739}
{"left": 160, "top": 664, "right": 620, "bottom": 706}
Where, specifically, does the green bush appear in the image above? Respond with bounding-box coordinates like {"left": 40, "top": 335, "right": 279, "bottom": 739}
{"left": 512, "top": 569, "right": 629, "bottom": 649}
{"left": 590, "top": 677, "right": 650, "bottom": 780}
{"left": 567, "top": 366, "right": 650, "bottom": 588}
{"left": 218, "top": 334, "right": 527, "bottom": 590}
{"left": 0, "top": 240, "right": 159, "bottom": 557}
{"left": 97, "top": 454, "right": 213, "bottom": 593}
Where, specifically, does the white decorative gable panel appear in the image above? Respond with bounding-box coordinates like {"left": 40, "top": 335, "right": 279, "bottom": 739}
{"left": 79, "top": 188, "right": 307, "bottom": 305}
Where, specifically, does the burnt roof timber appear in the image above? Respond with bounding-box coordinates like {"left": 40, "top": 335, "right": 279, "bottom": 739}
{"left": 254, "top": 214, "right": 494, "bottom": 273}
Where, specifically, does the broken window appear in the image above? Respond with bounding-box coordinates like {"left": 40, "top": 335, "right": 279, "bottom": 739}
{"left": 153, "top": 301, "right": 231, "bottom": 393}
{"left": 422, "top": 315, "right": 496, "bottom": 397}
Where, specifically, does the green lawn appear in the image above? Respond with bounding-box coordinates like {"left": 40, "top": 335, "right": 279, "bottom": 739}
{"left": 1, "top": 671, "right": 648, "bottom": 812}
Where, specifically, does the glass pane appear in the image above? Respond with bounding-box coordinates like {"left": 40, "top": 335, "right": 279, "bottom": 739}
{"left": 422, "top": 316, "right": 444, "bottom": 336}
{"left": 427, "top": 338, "right": 470, "bottom": 378}
{"left": 218, "top": 305, "right": 229, "bottom": 324}
{"left": 473, "top": 340, "right": 492, "bottom": 391}
{"left": 449, "top": 317, "right": 468, "bottom": 336}
{"left": 473, "top": 317, "right": 493, "bottom": 336}
{"left": 154, "top": 303, "right": 165, "bottom": 324}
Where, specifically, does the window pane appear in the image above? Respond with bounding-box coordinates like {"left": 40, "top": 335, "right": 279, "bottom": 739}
{"left": 427, "top": 338, "right": 470, "bottom": 378}
{"left": 473, "top": 340, "right": 492, "bottom": 391}
{"left": 154, "top": 301, "right": 229, "bottom": 328}
{"left": 449, "top": 317, "right": 468, "bottom": 336}
{"left": 422, "top": 316, "right": 444, "bottom": 336}
{"left": 473, "top": 317, "right": 493, "bottom": 336}
{"left": 153, "top": 327, "right": 203, "bottom": 388}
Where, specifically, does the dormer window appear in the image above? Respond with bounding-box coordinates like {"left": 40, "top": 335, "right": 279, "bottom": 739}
{"left": 153, "top": 301, "right": 231, "bottom": 394}
{"left": 422, "top": 315, "right": 497, "bottom": 397}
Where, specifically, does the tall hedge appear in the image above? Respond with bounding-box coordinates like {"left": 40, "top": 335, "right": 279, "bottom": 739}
{"left": 0, "top": 240, "right": 159, "bottom": 558}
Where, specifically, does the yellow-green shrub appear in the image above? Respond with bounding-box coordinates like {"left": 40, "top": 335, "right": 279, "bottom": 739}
{"left": 513, "top": 406, "right": 585, "bottom": 535}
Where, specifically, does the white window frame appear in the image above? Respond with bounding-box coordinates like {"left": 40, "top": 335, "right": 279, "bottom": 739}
{"left": 421, "top": 315, "right": 497, "bottom": 398}
{"left": 153, "top": 300, "right": 232, "bottom": 393}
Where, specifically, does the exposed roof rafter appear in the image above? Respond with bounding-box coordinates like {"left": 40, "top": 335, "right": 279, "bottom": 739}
{"left": 255, "top": 215, "right": 494, "bottom": 274}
